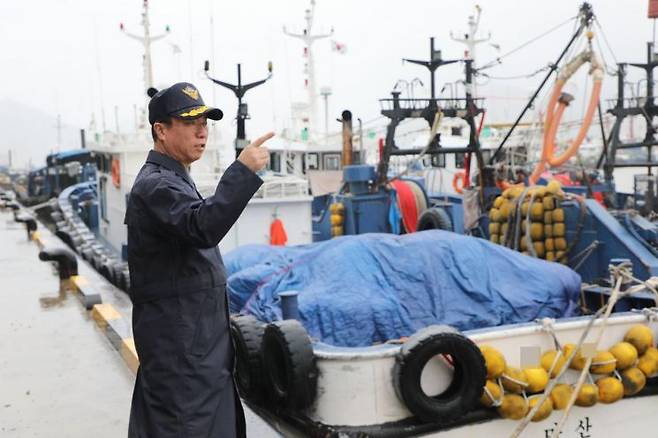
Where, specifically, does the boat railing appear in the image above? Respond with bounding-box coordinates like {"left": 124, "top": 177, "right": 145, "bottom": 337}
{"left": 606, "top": 96, "right": 655, "bottom": 110}
{"left": 254, "top": 177, "right": 309, "bottom": 199}
{"left": 378, "top": 97, "right": 485, "bottom": 112}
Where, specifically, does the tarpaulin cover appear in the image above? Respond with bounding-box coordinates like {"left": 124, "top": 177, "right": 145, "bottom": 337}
{"left": 225, "top": 231, "right": 581, "bottom": 347}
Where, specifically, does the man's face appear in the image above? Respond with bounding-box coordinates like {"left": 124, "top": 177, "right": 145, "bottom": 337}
{"left": 156, "top": 116, "right": 208, "bottom": 166}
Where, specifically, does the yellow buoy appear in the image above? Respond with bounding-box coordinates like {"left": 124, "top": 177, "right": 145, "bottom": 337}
{"left": 644, "top": 346, "right": 658, "bottom": 362}
{"left": 521, "top": 202, "right": 529, "bottom": 216}
{"left": 533, "top": 241, "right": 546, "bottom": 258}
{"left": 497, "top": 394, "right": 528, "bottom": 420}
{"left": 520, "top": 236, "right": 529, "bottom": 251}
{"left": 530, "top": 202, "right": 544, "bottom": 221}
{"left": 609, "top": 342, "right": 639, "bottom": 370}
{"left": 489, "top": 208, "right": 501, "bottom": 223}
{"left": 490, "top": 234, "right": 500, "bottom": 244}
{"left": 563, "top": 343, "right": 586, "bottom": 370}
{"left": 589, "top": 351, "right": 617, "bottom": 374}
{"left": 544, "top": 211, "right": 553, "bottom": 224}
{"left": 331, "top": 226, "right": 344, "bottom": 237}
{"left": 544, "top": 224, "right": 553, "bottom": 238}
{"left": 554, "top": 237, "right": 567, "bottom": 251}
{"left": 556, "top": 251, "right": 566, "bottom": 263}
{"left": 621, "top": 367, "right": 646, "bottom": 396}
{"left": 489, "top": 222, "right": 500, "bottom": 235}
{"left": 624, "top": 325, "right": 655, "bottom": 355}
{"left": 552, "top": 208, "right": 565, "bottom": 222}
{"left": 494, "top": 196, "right": 504, "bottom": 209}
{"left": 524, "top": 367, "right": 550, "bottom": 393}
{"left": 596, "top": 376, "right": 624, "bottom": 403}
{"left": 575, "top": 383, "right": 599, "bottom": 407}
{"left": 553, "top": 223, "right": 566, "bottom": 237}
{"left": 530, "top": 223, "right": 544, "bottom": 240}
{"left": 543, "top": 196, "right": 556, "bottom": 211}
{"left": 638, "top": 352, "right": 658, "bottom": 377}
{"left": 330, "top": 214, "right": 344, "bottom": 226}
{"left": 545, "top": 238, "right": 555, "bottom": 252}
{"left": 480, "top": 345, "right": 507, "bottom": 380}
{"left": 550, "top": 384, "right": 574, "bottom": 410}
{"left": 541, "top": 350, "right": 566, "bottom": 378}
{"left": 501, "top": 223, "right": 509, "bottom": 239}
{"left": 480, "top": 379, "right": 502, "bottom": 407}
{"left": 546, "top": 251, "right": 556, "bottom": 262}
{"left": 501, "top": 366, "right": 528, "bottom": 394}
{"left": 528, "top": 396, "right": 553, "bottom": 422}
{"left": 502, "top": 187, "right": 514, "bottom": 199}
{"left": 499, "top": 203, "right": 511, "bottom": 220}
{"left": 329, "top": 202, "right": 344, "bottom": 214}
{"left": 547, "top": 180, "right": 562, "bottom": 195}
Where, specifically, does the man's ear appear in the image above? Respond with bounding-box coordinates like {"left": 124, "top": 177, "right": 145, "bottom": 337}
{"left": 154, "top": 123, "right": 167, "bottom": 142}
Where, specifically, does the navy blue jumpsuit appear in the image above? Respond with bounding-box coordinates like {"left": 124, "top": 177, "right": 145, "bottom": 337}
{"left": 125, "top": 150, "right": 262, "bottom": 438}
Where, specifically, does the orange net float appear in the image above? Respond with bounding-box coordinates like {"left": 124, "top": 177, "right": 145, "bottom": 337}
{"left": 529, "top": 48, "right": 604, "bottom": 185}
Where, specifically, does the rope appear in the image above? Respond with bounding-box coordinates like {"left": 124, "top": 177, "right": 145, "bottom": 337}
{"left": 480, "top": 65, "right": 551, "bottom": 81}
{"left": 510, "top": 262, "right": 631, "bottom": 438}
{"left": 479, "top": 16, "right": 578, "bottom": 71}
{"left": 594, "top": 19, "right": 619, "bottom": 65}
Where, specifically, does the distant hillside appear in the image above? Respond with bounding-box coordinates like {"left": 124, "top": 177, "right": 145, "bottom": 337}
{"left": 0, "top": 99, "right": 83, "bottom": 169}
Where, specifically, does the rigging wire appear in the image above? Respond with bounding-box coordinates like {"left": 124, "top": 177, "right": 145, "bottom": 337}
{"left": 594, "top": 18, "right": 620, "bottom": 66}
{"left": 479, "top": 15, "right": 578, "bottom": 71}
{"left": 479, "top": 65, "right": 551, "bottom": 81}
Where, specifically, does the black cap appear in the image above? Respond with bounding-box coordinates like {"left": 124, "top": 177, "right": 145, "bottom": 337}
{"left": 148, "top": 82, "right": 223, "bottom": 125}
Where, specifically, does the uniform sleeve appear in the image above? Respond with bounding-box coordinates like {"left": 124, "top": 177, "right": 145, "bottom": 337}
{"left": 144, "top": 160, "right": 263, "bottom": 248}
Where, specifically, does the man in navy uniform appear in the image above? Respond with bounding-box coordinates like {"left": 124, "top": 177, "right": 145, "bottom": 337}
{"left": 125, "top": 82, "right": 272, "bottom": 437}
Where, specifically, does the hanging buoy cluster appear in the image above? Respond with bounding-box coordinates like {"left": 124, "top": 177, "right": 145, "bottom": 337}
{"left": 488, "top": 180, "right": 568, "bottom": 263}
{"left": 329, "top": 202, "right": 345, "bottom": 238}
{"left": 478, "top": 324, "right": 658, "bottom": 423}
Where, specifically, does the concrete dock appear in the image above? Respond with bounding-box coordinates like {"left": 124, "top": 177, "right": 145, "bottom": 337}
{"left": 0, "top": 209, "right": 280, "bottom": 437}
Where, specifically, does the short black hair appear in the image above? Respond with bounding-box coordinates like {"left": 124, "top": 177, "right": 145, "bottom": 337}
{"left": 151, "top": 118, "right": 172, "bottom": 142}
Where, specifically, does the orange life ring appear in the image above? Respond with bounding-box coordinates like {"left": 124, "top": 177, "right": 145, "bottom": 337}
{"left": 453, "top": 171, "right": 466, "bottom": 194}
{"left": 111, "top": 157, "right": 120, "bottom": 188}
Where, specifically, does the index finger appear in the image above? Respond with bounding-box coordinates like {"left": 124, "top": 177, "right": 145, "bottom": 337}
{"left": 250, "top": 132, "right": 275, "bottom": 148}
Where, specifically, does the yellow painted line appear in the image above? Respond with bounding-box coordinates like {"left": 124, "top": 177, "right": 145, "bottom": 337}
{"left": 120, "top": 338, "right": 139, "bottom": 374}
{"left": 91, "top": 303, "right": 122, "bottom": 328}
{"left": 70, "top": 275, "right": 88, "bottom": 293}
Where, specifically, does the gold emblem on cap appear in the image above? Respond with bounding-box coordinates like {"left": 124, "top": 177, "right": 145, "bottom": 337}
{"left": 181, "top": 86, "right": 199, "bottom": 100}
{"left": 180, "top": 106, "right": 208, "bottom": 117}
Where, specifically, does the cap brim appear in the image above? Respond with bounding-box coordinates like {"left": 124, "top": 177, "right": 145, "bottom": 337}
{"left": 173, "top": 105, "right": 223, "bottom": 121}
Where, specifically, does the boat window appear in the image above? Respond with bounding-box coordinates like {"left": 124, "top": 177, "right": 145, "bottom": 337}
{"left": 99, "top": 176, "right": 108, "bottom": 223}
{"left": 306, "top": 153, "right": 319, "bottom": 170}
{"left": 429, "top": 154, "right": 445, "bottom": 168}
{"left": 455, "top": 153, "right": 465, "bottom": 168}
{"left": 323, "top": 154, "right": 341, "bottom": 171}
{"left": 451, "top": 126, "right": 463, "bottom": 136}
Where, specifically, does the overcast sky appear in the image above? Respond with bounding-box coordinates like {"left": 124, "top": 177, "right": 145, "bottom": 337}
{"left": 0, "top": 0, "right": 653, "bottom": 166}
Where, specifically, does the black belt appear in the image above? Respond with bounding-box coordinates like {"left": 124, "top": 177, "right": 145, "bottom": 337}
{"left": 131, "top": 269, "right": 226, "bottom": 304}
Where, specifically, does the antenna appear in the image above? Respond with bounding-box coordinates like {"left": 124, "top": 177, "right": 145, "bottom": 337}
{"left": 449, "top": 4, "right": 492, "bottom": 98}
{"left": 204, "top": 61, "right": 273, "bottom": 154}
{"left": 283, "top": 0, "right": 334, "bottom": 137}
{"left": 119, "top": 0, "right": 170, "bottom": 93}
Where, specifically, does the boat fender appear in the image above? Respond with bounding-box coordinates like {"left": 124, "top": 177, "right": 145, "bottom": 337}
{"left": 261, "top": 319, "right": 317, "bottom": 409}
{"left": 417, "top": 207, "right": 453, "bottom": 232}
{"left": 230, "top": 315, "right": 267, "bottom": 401}
{"left": 393, "top": 325, "right": 486, "bottom": 422}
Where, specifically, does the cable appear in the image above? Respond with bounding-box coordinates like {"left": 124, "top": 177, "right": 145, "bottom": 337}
{"left": 479, "top": 15, "right": 578, "bottom": 71}
{"left": 480, "top": 65, "right": 551, "bottom": 81}
{"left": 594, "top": 19, "right": 619, "bottom": 65}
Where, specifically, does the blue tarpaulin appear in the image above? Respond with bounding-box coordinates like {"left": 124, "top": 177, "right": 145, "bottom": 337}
{"left": 225, "top": 231, "right": 581, "bottom": 347}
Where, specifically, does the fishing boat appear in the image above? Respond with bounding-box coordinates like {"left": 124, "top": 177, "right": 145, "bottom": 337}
{"left": 225, "top": 3, "right": 658, "bottom": 437}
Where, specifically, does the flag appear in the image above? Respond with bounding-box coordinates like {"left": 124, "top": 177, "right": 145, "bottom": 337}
{"left": 331, "top": 40, "right": 347, "bottom": 54}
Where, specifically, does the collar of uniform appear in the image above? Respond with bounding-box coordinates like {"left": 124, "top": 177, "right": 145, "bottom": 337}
{"left": 146, "top": 150, "right": 195, "bottom": 187}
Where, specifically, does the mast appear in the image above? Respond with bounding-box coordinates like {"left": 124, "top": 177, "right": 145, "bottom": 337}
{"left": 450, "top": 4, "right": 492, "bottom": 98}
{"left": 120, "top": 0, "right": 169, "bottom": 92}
{"left": 283, "top": 0, "right": 333, "bottom": 138}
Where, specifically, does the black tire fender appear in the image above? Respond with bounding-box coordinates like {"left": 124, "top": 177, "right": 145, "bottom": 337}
{"left": 417, "top": 207, "right": 453, "bottom": 232}
{"left": 261, "top": 319, "right": 317, "bottom": 409}
{"left": 393, "top": 325, "right": 486, "bottom": 423}
{"left": 230, "top": 315, "right": 266, "bottom": 401}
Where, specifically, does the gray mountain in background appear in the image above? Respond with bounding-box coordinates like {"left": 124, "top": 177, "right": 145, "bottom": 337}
{"left": 0, "top": 99, "right": 84, "bottom": 170}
